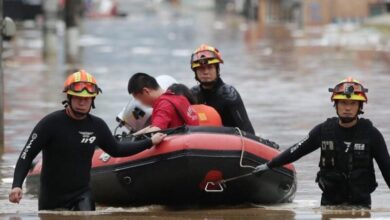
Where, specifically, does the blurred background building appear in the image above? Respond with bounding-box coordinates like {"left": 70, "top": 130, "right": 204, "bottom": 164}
{"left": 253, "top": 0, "right": 390, "bottom": 27}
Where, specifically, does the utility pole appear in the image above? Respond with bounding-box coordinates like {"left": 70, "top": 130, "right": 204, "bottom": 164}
{"left": 65, "top": 0, "right": 82, "bottom": 64}
{"left": 43, "top": 0, "right": 59, "bottom": 60}
{"left": 0, "top": 3, "right": 16, "bottom": 154}
{"left": 0, "top": 0, "right": 4, "bottom": 154}
{"left": 258, "top": 0, "right": 266, "bottom": 27}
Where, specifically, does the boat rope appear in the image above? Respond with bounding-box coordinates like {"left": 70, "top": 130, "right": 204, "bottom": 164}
{"left": 235, "top": 127, "right": 256, "bottom": 169}
{"left": 205, "top": 127, "right": 267, "bottom": 192}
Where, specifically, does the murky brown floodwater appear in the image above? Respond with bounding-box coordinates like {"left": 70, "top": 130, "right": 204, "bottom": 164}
{"left": 1, "top": 0, "right": 390, "bottom": 219}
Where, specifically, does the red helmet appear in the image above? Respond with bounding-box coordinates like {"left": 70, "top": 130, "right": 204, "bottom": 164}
{"left": 191, "top": 44, "right": 224, "bottom": 69}
{"left": 63, "top": 70, "right": 102, "bottom": 97}
{"left": 329, "top": 77, "right": 368, "bottom": 102}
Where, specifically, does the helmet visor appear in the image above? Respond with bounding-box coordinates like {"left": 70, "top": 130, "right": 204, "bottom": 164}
{"left": 191, "top": 50, "right": 219, "bottom": 63}
{"left": 333, "top": 82, "right": 367, "bottom": 94}
{"left": 70, "top": 82, "right": 99, "bottom": 94}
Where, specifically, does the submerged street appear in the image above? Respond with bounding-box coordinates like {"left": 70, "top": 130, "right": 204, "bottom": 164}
{"left": 1, "top": 0, "right": 390, "bottom": 219}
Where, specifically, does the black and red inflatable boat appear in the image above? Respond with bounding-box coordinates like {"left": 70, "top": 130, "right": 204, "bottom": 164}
{"left": 27, "top": 126, "right": 297, "bottom": 206}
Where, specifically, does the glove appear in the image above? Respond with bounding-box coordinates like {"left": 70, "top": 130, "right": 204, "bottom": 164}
{"left": 253, "top": 163, "right": 269, "bottom": 174}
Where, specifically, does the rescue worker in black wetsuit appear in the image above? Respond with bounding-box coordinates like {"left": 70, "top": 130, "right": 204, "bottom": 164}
{"left": 8, "top": 70, "right": 166, "bottom": 211}
{"left": 190, "top": 44, "right": 255, "bottom": 134}
{"left": 254, "top": 77, "right": 390, "bottom": 208}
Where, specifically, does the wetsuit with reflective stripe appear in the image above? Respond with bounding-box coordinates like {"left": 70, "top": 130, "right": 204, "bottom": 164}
{"left": 12, "top": 110, "right": 154, "bottom": 210}
{"left": 191, "top": 78, "right": 255, "bottom": 134}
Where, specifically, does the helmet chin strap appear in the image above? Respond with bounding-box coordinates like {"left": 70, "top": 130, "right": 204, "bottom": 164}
{"left": 335, "top": 101, "right": 362, "bottom": 124}
{"left": 338, "top": 115, "right": 358, "bottom": 123}
{"left": 63, "top": 95, "right": 92, "bottom": 118}
{"left": 197, "top": 78, "right": 219, "bottom": 88}
{"left": 69, "top": 105, "right": 89, "bottom": 117}
{"left": 194, "top": 65, "right": 220, "bottom": 88}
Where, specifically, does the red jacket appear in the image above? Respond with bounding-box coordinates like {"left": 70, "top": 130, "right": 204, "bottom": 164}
{"left": 152, "top": 92, "right": 199, "bottom": 129}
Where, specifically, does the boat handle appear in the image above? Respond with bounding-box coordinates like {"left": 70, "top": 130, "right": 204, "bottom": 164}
{"left": 123, "top": 176, "right": 132, "bottom": 185}
{"left": 204, "top": 182, "right": 224, "bottom": 192}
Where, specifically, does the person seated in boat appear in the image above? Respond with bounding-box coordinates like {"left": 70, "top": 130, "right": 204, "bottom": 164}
{"left": 8, "top": 70, "right": 166, "bottom": 211}
{"left": 167, "top": 83, "right": 222, "bottom": 127}
{"left": 254, "top": 77, "right": 390, "bottom": 208}
{"left": 189, "top": 44, "right": 255, "bottom": 134}
{"left": 128, "top": 72, "right": 199, "bottom": 134}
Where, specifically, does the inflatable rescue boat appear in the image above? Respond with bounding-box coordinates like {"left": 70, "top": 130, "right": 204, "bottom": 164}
{"left": 27, "top": 126, "right": 296, "bottom": 206}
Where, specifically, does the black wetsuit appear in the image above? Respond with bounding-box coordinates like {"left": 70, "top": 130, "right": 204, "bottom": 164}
{"left": 12, "top": 110, "right": 154, "bottom": 211}
{"left": 268, "top": 118, "right": 390, "bottom": 207}
{"left": 191, "top": 78, "right": 255, "bottom": 134}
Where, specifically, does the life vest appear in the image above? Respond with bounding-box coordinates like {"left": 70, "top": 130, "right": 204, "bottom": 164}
{"left": 158, "top": 93, "right": 199, "bottom": 126}
{"left": 316, "top": 117, "right": 377, "bottom": 204}
{"left": 191, "top": 104, "right": 222, "bottom": 127}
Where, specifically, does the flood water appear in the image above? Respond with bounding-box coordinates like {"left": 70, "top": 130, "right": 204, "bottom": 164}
{"left": 1, "top": 0, "right": 390, "bottom": 219}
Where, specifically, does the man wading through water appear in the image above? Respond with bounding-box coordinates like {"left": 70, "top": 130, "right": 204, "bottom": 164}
{"left": 9, "top": 70, "right": 166, "bottom": 211}
{"left": 254, "top": 77, "right": 390, "bottom": 208}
